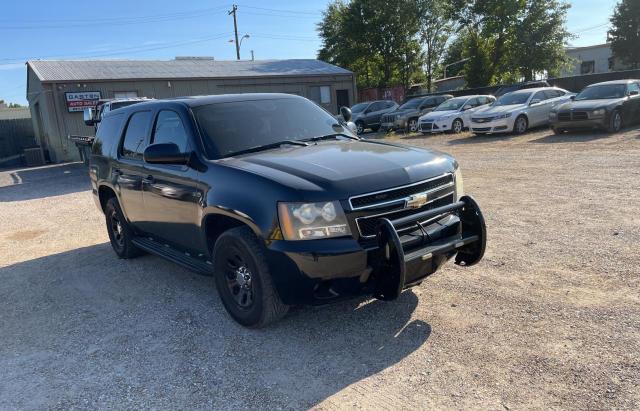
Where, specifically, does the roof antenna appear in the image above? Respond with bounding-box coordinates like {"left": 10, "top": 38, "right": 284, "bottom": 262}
{"left": 251, "top": 50, "right": 255, "bottom": 61}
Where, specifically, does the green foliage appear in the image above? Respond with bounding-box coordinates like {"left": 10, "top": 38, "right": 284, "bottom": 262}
{"left": 608, "top": 0, "right": 640, "bottom": 69}
{"left": 417, "top": 0, "right": 455, "bottom": 89}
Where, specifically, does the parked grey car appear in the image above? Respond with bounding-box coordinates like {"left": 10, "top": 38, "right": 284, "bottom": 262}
{"left": 381, "top": 95, "right": 453, "bottom": 132}
{"left": 347, "top": 100, "right": 399, "bottom": 134}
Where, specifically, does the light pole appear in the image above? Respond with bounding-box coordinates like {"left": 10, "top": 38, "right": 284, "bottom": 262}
{"left": 229, "top": 34, "right": 250, "bottom": 59}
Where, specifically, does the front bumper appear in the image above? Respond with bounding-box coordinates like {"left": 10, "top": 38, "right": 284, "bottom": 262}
{"left": 381, "top": 118, "right": 407, "bottom": 130}
{"left": 419, "top": 120, "right": 450, "bottom": 133}
{"left": 470, "top": 117, "right": 514, "bottom": 134}
{"left": 266, "top": 196, "right": 486, "bottom": 305}
{"left": 550, "top": 117, "right": 607, "bottom": 130}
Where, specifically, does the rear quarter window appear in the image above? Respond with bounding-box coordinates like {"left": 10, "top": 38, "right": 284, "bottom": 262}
{"left": 93, "top": 113, "right": 124, "bottom": 156}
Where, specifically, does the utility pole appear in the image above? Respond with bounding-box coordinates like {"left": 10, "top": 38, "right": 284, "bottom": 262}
{"left": 228, "top": 4, "right": 240, "bottom": 60}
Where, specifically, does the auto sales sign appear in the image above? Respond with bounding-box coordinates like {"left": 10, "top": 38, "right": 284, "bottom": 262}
{"left": 65, "top": 91, "right": 101, "bottom": 113}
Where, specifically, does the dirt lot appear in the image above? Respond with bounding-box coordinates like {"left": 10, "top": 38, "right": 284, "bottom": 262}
{"left": 1, "top": 126, "right": 639, "bottom": 409}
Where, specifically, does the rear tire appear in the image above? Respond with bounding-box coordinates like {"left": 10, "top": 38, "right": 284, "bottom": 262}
{"left": 213, "top": 226, "right": 289, "bottom": 328}
{"left": 608, "top": 110, "right": 622, "bottom": 133}
{"left": 552, "top": 127, "right": 565, "bottom": 135}
{"left": 105, "top": 197, "right": 144, "bottom": 259}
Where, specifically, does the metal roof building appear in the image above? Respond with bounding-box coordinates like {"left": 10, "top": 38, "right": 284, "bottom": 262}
{"left": 26, "top": 58, "right": 355, "bottom": 163}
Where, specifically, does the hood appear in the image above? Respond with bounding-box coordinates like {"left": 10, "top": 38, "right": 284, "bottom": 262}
{"left": 388, "top": 108, "right": 418, "bottom": 116}
{"left": 474, "top": 104, "right": 526, "bottom": 116}
{"left": 556, "top": 98, "right": 624, "bottom": 111}
{"left": 420, "top": 110, "right": 457, "bottom": 121}
{"left": 222, "top": 140, "right": 455, "bottom": 200}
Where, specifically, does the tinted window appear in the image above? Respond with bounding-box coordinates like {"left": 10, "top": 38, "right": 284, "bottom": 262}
{"left": 575, "top": 84, "right": 627, "bottom": 101}
{"left": 544, "top": 89, "right": 565, "bottom": 99}
{"left": 152, "top": 110, "right": 188, "bottom": 152}
{"left": 194, "top": 97, "right": 350, "bottom": 158}
{"left": 433, "top": 97, "right": 467, "bottom": 111}
{"left": 628, "top": 83, "right": 640, "bottom": 94}
{"left": 93, "top": 113, "right": 124, "bottom": 156}
{"left": 385, "top": 101, "right": 396, "bottom": 108}
{"left": 399, "top": 98, "right": 422, "bottom": 110}
{"left": 495, "top": 92, "right": 533, "bottom": 106}
{"left": 420, "top": 98, "right": 437, "bottom": 108}
{"left": 369, "top": 102, "right": 385, "bottom": 111}
{"left": 532, "top": 91, "right": 547, "bottom": 102}
{"left": 121, "top": 111, "right": 152, "bottom": 159}
{"left": 351, "top": 103, "right": 369, "bottom": 113}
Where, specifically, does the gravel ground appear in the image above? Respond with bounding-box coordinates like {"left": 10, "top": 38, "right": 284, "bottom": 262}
{"left": 1, "top": 126, "right": 639, "bottom": 409}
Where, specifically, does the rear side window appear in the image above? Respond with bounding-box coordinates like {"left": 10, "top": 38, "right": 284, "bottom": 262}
{"left": 121, "top": 111, "right": 152, "bottom": 159}
{"left": 628, "top": 83, "right": 640, "bottom": 94}
{"left": 152, "top": 110, "right": 188, "bottom": 152}
{"left": 93, "top": 113, "right": 124, "bottom": 156}
{"left": 369, "top": 102, "right": 385, "bottom": 112}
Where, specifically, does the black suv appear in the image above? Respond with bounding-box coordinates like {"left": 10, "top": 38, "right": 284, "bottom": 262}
{"left": 90, "top": 94, "right": 486, "bottom": 327}
{"left": 349, "top": 100, "right": 399, "bottom": 134}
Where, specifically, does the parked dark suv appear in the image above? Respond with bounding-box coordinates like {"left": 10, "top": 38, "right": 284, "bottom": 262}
{"left": 381, "top": 95, "right": 453, "bottom": 132}
{"left": 349, "top": 100, "right": 399, "bottom": 134}
{"left": 90, "top": 93, "right": 486, "bottom": 327}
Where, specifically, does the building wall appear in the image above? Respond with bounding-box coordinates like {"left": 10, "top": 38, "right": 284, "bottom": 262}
{"left": 562, "top": 44, "right": 629, "bottom": 77}
{"left": 27, "top": 71, "right": 354, "bottom": 163}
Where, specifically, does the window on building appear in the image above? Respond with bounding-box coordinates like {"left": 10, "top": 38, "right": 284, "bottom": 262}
{"left": 114, "top": 91, "right": 138, "bottom": 99}
{"left": 309, "top": 86, "right": 331, "bottom": 105}
{"left": 152, "top": 110, "right": 188, "bottom": 153}
{"left": 580, "top": 61, "right": 595, "bottom": 75}
{"left": 121, "top": 111, "right": 152, "bottom": 159}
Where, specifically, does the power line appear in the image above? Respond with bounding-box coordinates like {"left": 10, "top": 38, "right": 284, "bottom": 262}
{"left": 0, "top": 33, "right": 232, "bottom": 67}
{"left": 0, "top": 6, "right": 231, "bottom": 29}
{"left": 237, "top": 5, "right": 321, "bottom": 16}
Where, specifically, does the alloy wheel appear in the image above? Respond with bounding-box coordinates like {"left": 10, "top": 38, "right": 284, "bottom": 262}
{"left": 453, "top": 119, "right": 463, "bottom": 133}
{"left": 409, "top": 119, "right": 418, "bottom": 132}
{"left": 613, "top": 112, "right": 622, "bottom": 132}
{"left": 109, "top": 211, "right": 125, "bottom": 248}
{"left": 223, "top": 249, "right": 254, "bottom": 309}
{"left": 516, "top": 117, "right": 527, "bottom": 134}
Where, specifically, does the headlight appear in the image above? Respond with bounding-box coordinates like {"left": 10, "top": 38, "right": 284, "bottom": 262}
{"left": 496, "top": 112, "right": 512, "bottom": 119}
{"left": 591, "top": 108, "right": 605, "bottom": 117}
{"left": 549, "top": 111, "right": 557, "bottom": 118}
{"left": 278, "top": 201, "right": 351, "bottom": 241}
{"left": 454, "top": 167, "right": 464, "bottom": 201}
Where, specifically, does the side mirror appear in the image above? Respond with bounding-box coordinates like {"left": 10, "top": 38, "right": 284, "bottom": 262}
{"left": 629, "top": 90, "right": 639, "bottom": 96}
{"left": 143, "top": 143, "right": 189, "bottom": 165}
{"left": 530, "top": 99, "right": 541, "bottom": 105}
{"left": 462, "top": 104, "right": 473, "bottom": 111}
{"left": 570, "top": 95, "right": 576, "bottom": 101}
{"left": 83, "top": 108, "right": 97, "bottom": 126}
{"left": 340, "top": 106, "right": 352, "bottom": 122}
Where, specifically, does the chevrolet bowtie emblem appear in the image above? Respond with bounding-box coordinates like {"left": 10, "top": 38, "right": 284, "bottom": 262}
{"left": 406, "top": 193, "right": 428, "bottom": 209}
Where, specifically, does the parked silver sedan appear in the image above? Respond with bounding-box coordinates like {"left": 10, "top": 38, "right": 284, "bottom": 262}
{"left": 470, "top": 87, "right": 572, "bottom": 135}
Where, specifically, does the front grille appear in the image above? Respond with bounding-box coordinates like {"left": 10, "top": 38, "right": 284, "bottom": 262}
{"left": 472, "top": 127, "right": 491, "bottom": 132}
{"left": 420, "top": 122, "right": 433, "bottom": 131}
{"left": 381, "top": 114, "right": 396, "bottom": 123}
{"left": 356, "top": 194, "right": 454, "bottom": 238}
{"left": 349, "top": 174, "right": 454, "bottom": 210}
{"left": 472, "top": 117, "right": 494, "bottom": 123}
{"left": 558, "top": 111, "right": 589, "bottom": 121}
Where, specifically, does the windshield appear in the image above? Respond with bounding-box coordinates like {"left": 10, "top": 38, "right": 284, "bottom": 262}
{"left": 399, "top": 98, "right": 422, "bottom": 110}
{"left": 194, "top": 97, "right": 351, "bottom": 158}
{"left": 433, "top": 98, "right": 467, "bottom": 112}
{"left": 575, "top": 84, "right": 626, "bottom": 101}
{"left": 110, "top": 101, "right": 143, "bottom": 111}
{"left": 351, "top": 103, "right": 368, "bottom": 113}
{"left": 494, "top": 92, "right": 531, "bottom": 106}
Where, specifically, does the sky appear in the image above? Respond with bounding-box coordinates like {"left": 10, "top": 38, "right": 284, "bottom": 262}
{"left": 0, "top": 0, "right": 618, "bottom": 105}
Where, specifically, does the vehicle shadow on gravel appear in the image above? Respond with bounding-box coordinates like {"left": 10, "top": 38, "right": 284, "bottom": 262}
{"left": 0, "top": 243, "right": 431, "bottom": 409}
{"left": 531, "top": 131, "right": 613, "bottom": 144}
{"left": 0, "top": 162, "right": 89, "bottom": 202}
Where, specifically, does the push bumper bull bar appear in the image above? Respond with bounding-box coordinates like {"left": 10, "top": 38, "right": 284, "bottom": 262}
{"left": 373, "top": 195, "right": 486, "bottom": 300}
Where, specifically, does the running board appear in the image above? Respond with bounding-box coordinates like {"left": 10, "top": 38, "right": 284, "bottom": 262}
{"left": 132, "top": 237, "right": 214, "bottom": 276}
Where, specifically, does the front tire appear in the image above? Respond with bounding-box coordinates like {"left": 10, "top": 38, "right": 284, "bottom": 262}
{"left": 608, "top": 110, "right": 623, "bottom": 133}
{"left": 213, "top": 226, "right": 288, "bottom": 328}
{"left": 451, "top": 118, "right": 464, "bottom": 134}
{"left": 514, "top": 115, "right": 528, "bottom": 135}
{"left": 355, "top": 121, "right": 365, "bottom": 135}
{"left": 408, "top": 118, "right": 419, "bottom": 133}
{"left": 104, "top": 197, "right": 143, "bottom": 259}
{"left": 552, "top": 127, "right": 565, "bottom": 135}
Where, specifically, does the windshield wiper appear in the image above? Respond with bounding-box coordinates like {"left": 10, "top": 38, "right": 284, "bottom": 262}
{"left": 228, "top": 140, "right": 309, "bottom": 156}
{"left": 303, "top": 133, "right": 360, "bottom": 143}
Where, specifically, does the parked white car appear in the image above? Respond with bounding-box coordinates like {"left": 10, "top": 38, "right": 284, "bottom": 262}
{"left": 469, "top": 87, "right": 572, "bottom": 135}
{"left": 418, "top": 95, "right": 496, "bottom": 134}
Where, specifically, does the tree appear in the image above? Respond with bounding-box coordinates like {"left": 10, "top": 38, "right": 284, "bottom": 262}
{"left": 608, "top": 0, "right": 640, "bottom": 69}
{"left": 461, "top": 30, "right": 495, "bottom": 87}
{"left": 417, "top": 0, "right": 455, "bottom": 90}
{"left": 510, "top": 0, "right": 573, "bottom": 80}
{"left": 317, "top": 0, "right": 424, "bottom": 90}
